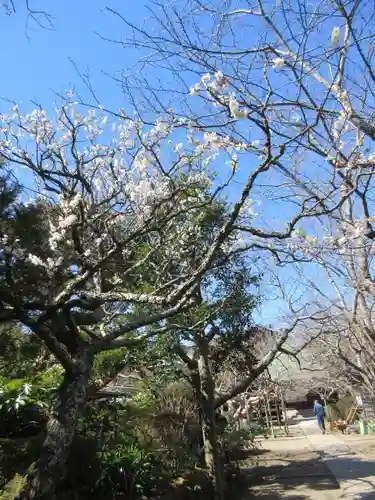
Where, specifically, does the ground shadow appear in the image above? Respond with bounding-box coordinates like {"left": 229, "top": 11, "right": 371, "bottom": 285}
{"left": 354, "top": 492, "right": 375, "bottom": 499}
{"left": 247, "top": 494, "right": 315, "bottom": 500}
{"left": 243, "top": 452, "right": 375, "bottom": 494}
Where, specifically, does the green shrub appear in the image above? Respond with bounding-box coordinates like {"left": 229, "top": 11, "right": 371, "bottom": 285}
{"left": 220, "top": 423, "right": 257, "bottom": 462}
{"left": 0, "top": 435, "right": 43, "bottom": 488}
{"left": 97, "top": 442, "right": 170, "bottom": 499}
{"left": 0, "top": 473, "right": 28, "bottom": 500}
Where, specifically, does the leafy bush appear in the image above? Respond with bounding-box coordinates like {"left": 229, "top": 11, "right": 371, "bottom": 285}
{"left": 0, "top": 379, "right": 49, "bottom": 438}
{"left": 150, "top": 381, "right": 200, "bottom": 471}
{"left": 0, "top": 366, "right": 62, "bottom": 438}
{"left": 220, "top": 423, "right": 257, "bottom": 462}
{"left": 0, "top": 435, "right": 43, "bottom": 488}
{"left": 166, "top": 469, "right": 214, "bottom": 500}
{"left": 97, "top": 442, "right": 170, "bottom": 499}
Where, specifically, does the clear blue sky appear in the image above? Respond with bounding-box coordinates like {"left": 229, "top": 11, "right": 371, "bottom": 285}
{"left": 0, "top": 1, "right": 336, "bottom": 328}
{"left": 0, "top": 1, "right": 140, "bottom": 112}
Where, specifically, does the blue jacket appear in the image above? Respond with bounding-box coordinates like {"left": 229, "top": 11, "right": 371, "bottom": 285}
{"left": 313, "top": 402, "right": 324, "bottom": 417}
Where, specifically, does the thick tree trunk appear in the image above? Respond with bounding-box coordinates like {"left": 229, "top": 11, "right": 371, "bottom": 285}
{"left": 197, "top": 340, "right": 225, "bottom": 500}
{"left": 14, "top": 350, "right": 93, "bottom": 500}
{"left": 190, "top": 369, "right": 205, "bottom": 467}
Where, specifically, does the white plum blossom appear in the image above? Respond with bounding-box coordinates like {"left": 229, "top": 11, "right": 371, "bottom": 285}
{"left": 175, "top": 143, "right": 183, "bottom": 154}
{"left": 190, "top": 83, "right": 201, "bottom": 96}
{"left": 356, "top": 129, "right": 364, "bottom": 148}
{"left": 201, "top": 73, "right": 210, "bottom": 84}
{"left": 332, "top": 111, "right": 352, "bottom": 141}
{"left": 305, "top": 235, "right": 317, "bottom": 247}
{"left": 0, "top": 102, "right": 225, "bottom": 283}
{"left": 350, "top": 220, "right": 367, "bottom": 238}
{"left": 49, "top": 231, "right": 64, "bottom": 251}
{"left": 210, "top": 70, "right": 229, "bottom": 93}
{"left": 215, "top": 70, "right": 223, "bottom": 81}
{"left": 293, "top": 228, "right": 307, "bottom": 238}
{"left": 28, "top": 254, "right": 45, "bottom": 267}
{"left": 153, "top": 119, "right": 170, "bottom": 135}
{"left": 323, "top": 236, "right": 337, "bottom": 247}
{"left": 58, "top": 214, "right": 77, "bottom": 230}
{"left": 203, "top": 132, "right": 222, "bottom": 150}
{"left": 291, "top": 112, "right": 302, "bottom": 124}
{"left": 229, "top": 94, "right": 249, "bottom": 120}
{"left": 69, "top": 193, "right": 82, "bottom": 210}
{"left": 239, "top": 198, "right": 258, "bottom": 218}
{"left": 224, "top": 234, "right": 250, "bottom": 253}
{"left": 331, "top": 26, "right": 341, "bottom": 44}
{"left": 272, "top": 57, "right": 285, "bottom": 69}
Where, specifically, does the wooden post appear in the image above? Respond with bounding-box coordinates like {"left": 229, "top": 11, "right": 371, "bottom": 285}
{"left": 275, "top": 393, "right": 282, "bottom": 429}
{"left": 280, "top": 389, "right": 289, "bottom": 436}
{"left": 263, "top": 394, "right": 270, "bottom": 431}
{"left": 265, "top": 391, "right": 275, "bottom": 438}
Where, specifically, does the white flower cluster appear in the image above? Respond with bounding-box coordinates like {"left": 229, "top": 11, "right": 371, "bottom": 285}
{"left": 272, "top": 57, "right": 285, "bottom": 69}
{"left": 189, "top": 71, "right": 229, "bottom": 96}
{"left": 0, "top": 234, "right": 25, "bottom": 259}
{"left": 28, "top": 254, "right": 45, "bottom": 267}
{"left": 229, "top": 93, "right": 249, "bottom": 120}
{"left": 0, "top": 103, "right": 226, "bottom": 277}
{"left": 288, "top": 228, "right": 319, "bottom": 255}
{"left": 189, "top": 71, "right": 248, "bottom": 120}
{"left": 186, "top": 131, "right": 248, "bottom": 155}
{"left": 331, "top": 26, "right": 341, "bottom": 45}
{"left": 239, "top": 198, "right": 258, "bottom": 218}
{"left": 48, "top": 193, "right": 82, "bottom": 251}
{"left": 332, "top": 111, "right": 353, "bottom": 141}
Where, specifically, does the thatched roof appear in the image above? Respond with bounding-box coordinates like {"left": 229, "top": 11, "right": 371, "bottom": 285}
{"left": 96, "top": 371, "right": 143, "bottom": 399}
{"left": 267, "top": 355, "right": 335, "bottom": 402}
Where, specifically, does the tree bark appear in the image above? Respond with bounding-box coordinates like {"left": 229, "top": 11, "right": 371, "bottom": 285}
{"left": 14, "top": 349, "right": 93, "bottom": 500}
{"left": 197, "top": 339, "right": 225, "bottom": 500}
{"left": 190, "top": 368, "right": 205, "bottom": 467}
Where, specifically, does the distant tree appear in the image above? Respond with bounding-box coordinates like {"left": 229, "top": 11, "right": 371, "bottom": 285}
{"left": 105, "top": 0, "right": 375, "bottom": 408}
{"left": 137, "top": 258, "right": 296, "bottom": 499}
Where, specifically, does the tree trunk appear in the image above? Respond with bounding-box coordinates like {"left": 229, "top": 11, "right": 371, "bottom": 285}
{"left": 190, "top": 369, "right": 205, "bottom": 467}
{"left": 197, "top": 340, "right": 225, "bottom": 500}
{"left": 14, "top": 350, "right": 93, "bottom": 500}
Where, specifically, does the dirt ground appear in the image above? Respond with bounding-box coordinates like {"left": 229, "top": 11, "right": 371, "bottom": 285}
{"left": 245, "top": 438, "right": 340, "bottom": 499}
{"left": 340, "top": 433, "right": 375, "bottom": 458}
{"left": 244, "top": 432, "right": 375, "bottom": 499}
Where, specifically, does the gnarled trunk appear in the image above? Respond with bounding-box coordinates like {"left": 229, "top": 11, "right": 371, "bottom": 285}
{"left": 197, "top": 340, "right": 225, "bottom": 500}
{"left": 191, "top": 369, "right": 205, "bottom": 467}
{"left": 14, "top": 350, "right": 93, "bottom": 500}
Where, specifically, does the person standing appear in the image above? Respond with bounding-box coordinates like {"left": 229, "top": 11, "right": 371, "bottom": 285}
{"left": 313, "top": 399, "right": 326, "bottom": 434}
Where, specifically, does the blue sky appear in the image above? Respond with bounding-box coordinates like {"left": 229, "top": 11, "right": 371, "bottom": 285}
{"left": 0, "top": 1, "right": 136, "bottom": 112}
{"left": 0, "top": 1, "right": 339, "bottom": 328}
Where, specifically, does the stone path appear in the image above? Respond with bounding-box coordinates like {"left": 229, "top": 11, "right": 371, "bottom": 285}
{"left": 248, "top": 418, "right": 375, "bottom": 499}
{"left": 300, "top": 420, "right": 375, "bottom": 499}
